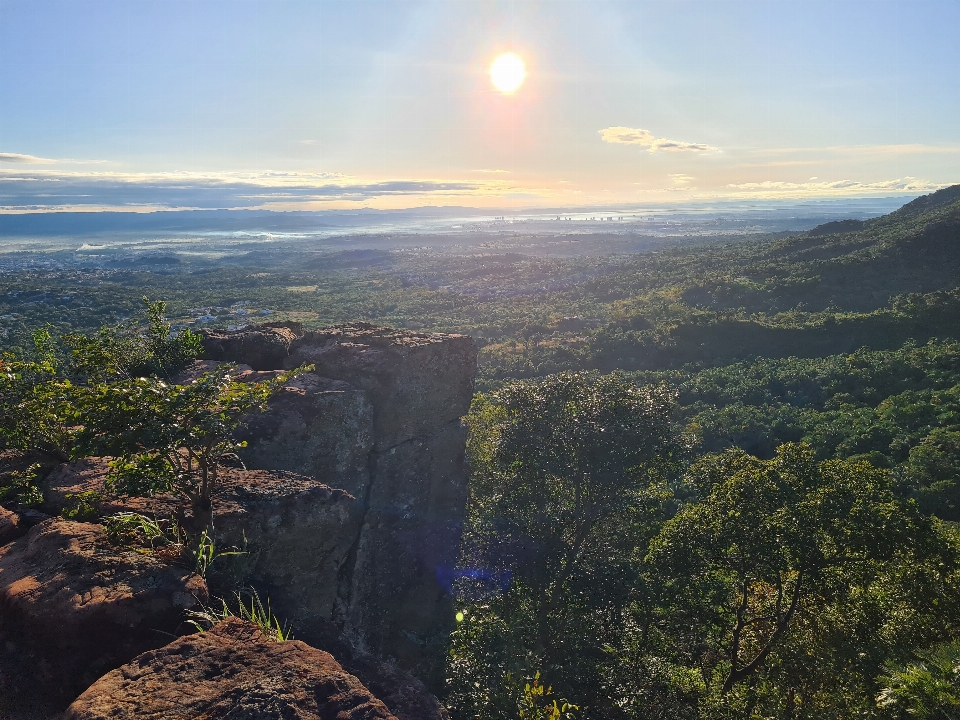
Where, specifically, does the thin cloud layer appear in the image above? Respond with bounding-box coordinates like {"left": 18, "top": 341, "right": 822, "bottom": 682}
{"left": 0, "top": 152, "right": 56, "bottom": 164}
{"left": 727, "top": 177, "right": 946, "bottom": 194}
{"left": 0, "top": 169, "right": 520, "bottom": 212}
{"left": 599, "top": 127, "right": 718, "bottom": 153}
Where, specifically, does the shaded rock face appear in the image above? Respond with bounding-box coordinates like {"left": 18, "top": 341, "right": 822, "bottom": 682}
{"left": 42, "top": 460, "right": 364, "bottom": 645}
{"left": 236, "top": 374, "right": 375, "bottom": 499}
{"left": 208, "top": 467, "right": 363, "bottom": 642}
{"left": 0, "top": 518, "right": 208, "bottom": 703}
{"left": 200, "top": 323, "right": 301, "bottom": 371}
{"left": 201, "top": 322, "right": 478, "bottom": 690}
{"left": 65, "top": 618, "right": 399, "bottom": 720}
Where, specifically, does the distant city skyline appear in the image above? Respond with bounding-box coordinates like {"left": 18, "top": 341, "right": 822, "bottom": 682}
{"left": 1, "top": 0, "right": 958, "bottom": 212}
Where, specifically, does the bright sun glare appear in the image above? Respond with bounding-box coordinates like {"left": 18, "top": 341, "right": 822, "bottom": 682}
{"left": 490, "top": 53, "right": 525, "bottom": 93}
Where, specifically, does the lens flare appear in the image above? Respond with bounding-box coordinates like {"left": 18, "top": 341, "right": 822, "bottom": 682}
{"left": 490, "top": 53, "right": 525, "bottom": 93}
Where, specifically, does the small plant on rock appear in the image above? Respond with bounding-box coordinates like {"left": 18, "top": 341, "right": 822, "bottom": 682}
{"left": 102, "top": 511, "right": 245, "bottom": 575}
{"left": 187, "top": 587, "right": 293, "bottom": 642}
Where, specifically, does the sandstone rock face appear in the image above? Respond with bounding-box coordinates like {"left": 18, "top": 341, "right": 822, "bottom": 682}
{"left": 236, "top": 374, "right": 375, "bottom": 499}
{"left": 209, "top": 467, "right": 362, "bottom": 642}
{"left": 42, "top": 460, "right": 365, "bottom": 649}
{"left": 0, "top": 506, "right": 20, "bottom": 545}
{"left": 65, "top": 618, "right": 399, "bottom": 720}
{"left": 283, "top": 324, "right": 478, "bottom": 451}
{"left": 200, "top": 323, "right": 301, "bottom": 371}
{"left": 0, "top": 518, "right": 208, "bottom": 702}
{"left": 202, "top": 322, "right": 477, "bottom": 690}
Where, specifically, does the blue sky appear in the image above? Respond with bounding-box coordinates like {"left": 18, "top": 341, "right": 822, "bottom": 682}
{"left": 1, "top": 0, "right": 958, "bottom": 211}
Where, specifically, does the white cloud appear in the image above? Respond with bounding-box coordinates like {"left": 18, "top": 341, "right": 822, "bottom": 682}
{"left": 725, "top": 176, "right": 948, "bottom": 196}
{"left": 669, "top": 173, "right": 695, "bottom": 186}
{"left": 473, "top": 168, "right": 511, "bottom": 174}
{"left": 0, "top": 152, "right": 56, "bottom": 164}
{"left": 599, "top": 127, "right": 718, "bottom": 153}
{"left": 599, "top": 127, "right": 656, "bottom": 146}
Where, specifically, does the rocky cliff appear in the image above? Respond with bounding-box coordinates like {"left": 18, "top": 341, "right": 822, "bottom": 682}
{"left": 201, "top": 322, "right": 478, "bottom": 691}
{"left": 0, "top": 322, "right": 476, "bottom": 717}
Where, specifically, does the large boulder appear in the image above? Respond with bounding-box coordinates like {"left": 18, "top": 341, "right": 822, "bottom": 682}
{"left": 285, "top": 323, "right": 477, "bottom": 450}
{"left": 0, "top": 518, "right": 208, "bottom": 704}
{"left": 65, "top": 618, "right": 399, "bottom": 720}
{"left": 41, "top": 459, "right": 364, "bottom": 644}
{"left": 207, "top": 466, "right": 362, "bottom": 642}
{"left": 200, "top": 323, "right": 301, "bottom": 370}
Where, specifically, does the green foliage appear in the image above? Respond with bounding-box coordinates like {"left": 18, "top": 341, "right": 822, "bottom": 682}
{"left": 64, "top": 297, "right": 203, "bottom": 382}
{"left": 0, "top": 463, "right": 44, "bottom": 508}
{"left": 452, "top": 382, "right": 960, "bottom": 720}
{"left": 0, "top": 300, "right": 203, "bottom": 460}
{"left": 518, "top": 672, "right": 578, "bottom": 720}
{"left": 906, "top": 430, "right": 960, "bottom": 520}
{"left": 190, "top": 527, "right": 247, "bottom": 578}
{"left": 0, "top": 330, "right": 84, "bottom": 460}
{"left": 77, "top": 363, "right": 309, "bottom": 528}
{"left": 648, "top": 444, "right": 957, "bottom": 716}
{"left": 450, "top": 373, "right": 689, "bottom": 719}
{"left": 877, "top": 640, "right": 960, "bottom": 719}
{"left": 60, "top": 490, "right": 103, "bottom": 521}
{"left": 187, "top": 587, "right": 293, "bottom": 642}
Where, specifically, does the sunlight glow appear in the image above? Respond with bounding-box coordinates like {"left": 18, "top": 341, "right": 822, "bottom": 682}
{"left": 490, "top": 53, "right": 526, "bottom": 93}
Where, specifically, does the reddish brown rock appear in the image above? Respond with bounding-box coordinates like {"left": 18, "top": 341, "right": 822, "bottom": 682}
{"left": 64, "top": 618, "right": 398, "bottom": 720}
{"left": 207, "top": 467, "right": 363, "bottom": 643}
{"left": 0, "top": 518, "right": 208, "bottom": 703}
{"left": 42, "top": 459, "right": 364, "bottom": 643}
{"left": 0, "top": 506, "right": 20, "bottom": 545}
{"left": 237, "top": 373, "right": 375, "bottom": 499}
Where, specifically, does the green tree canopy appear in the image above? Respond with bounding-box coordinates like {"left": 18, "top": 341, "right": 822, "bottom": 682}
{"left": 648, "top": 443, "right": 959, "bottom": 717}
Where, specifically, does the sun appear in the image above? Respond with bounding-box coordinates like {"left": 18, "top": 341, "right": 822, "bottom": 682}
{"left": 490, "top": 53, "right": 525, "bottom": 93}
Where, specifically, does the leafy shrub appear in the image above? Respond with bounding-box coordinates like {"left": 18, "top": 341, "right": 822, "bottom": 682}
{"left": 77, "top": 363, "right": 310, "bottom": 530}
{"left": 0, "top": 463, "right": 44, "bottom": 508}
{"left": 877, "top": 640, "right": 960, "bottom": 719}
{"left": 60, "top": 490, "right": 103, "bottom": 521}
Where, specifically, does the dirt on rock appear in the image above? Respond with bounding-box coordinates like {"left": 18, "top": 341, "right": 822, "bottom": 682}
{"left": 65, "top": 617, "right": 399, "bottom": 720}
{"left": 0, "top": 507, "right": 20, "bottom": 546}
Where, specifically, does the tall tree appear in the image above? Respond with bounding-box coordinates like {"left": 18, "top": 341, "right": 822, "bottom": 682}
{"left": 450, "top": 372, "right": 689, "bottom": 719}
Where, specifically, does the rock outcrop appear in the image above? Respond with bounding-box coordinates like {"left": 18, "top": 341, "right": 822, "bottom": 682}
{"left": 0, "top": 320, "right": 475, "bottom": 713}
{"left": 199, "top": 322, "right": 301, "bottom": 371}
{"left": 0, "top": 506, "right": 20, "bottom": 545}
{"left": 65, "top": 618, "right": 399, "bottom": 720}
{"left": 42, "top": 460, "right": 364, "bottom": 643}
{"left": 202, "top": 322, "right": 477, "bottom": 690}
{"left": 37, "top": 461, "right": 453, "bottom": 718}
{"left": 0, "top": 518, "right": 208, "bottom": 703}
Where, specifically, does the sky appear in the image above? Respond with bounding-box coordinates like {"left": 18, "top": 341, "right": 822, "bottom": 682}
{"left": 1, "top": 0, "right": 958, "bottom": 212}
